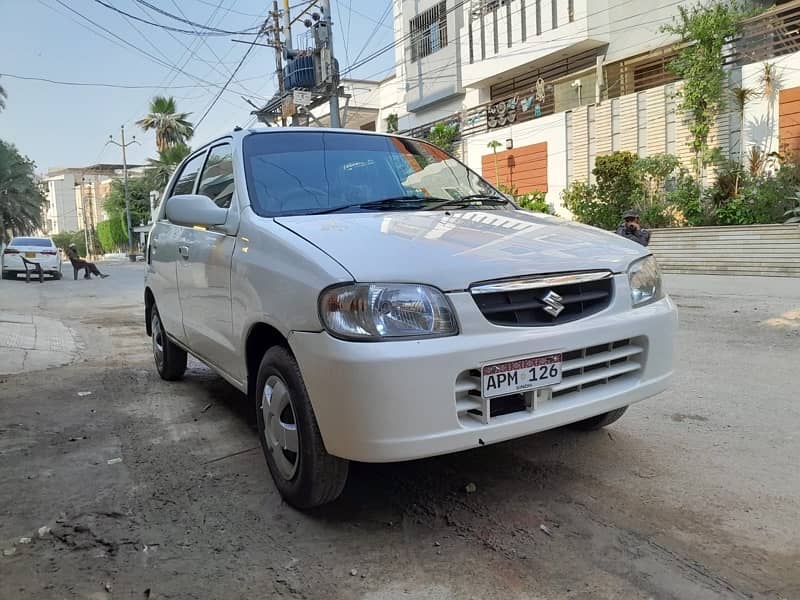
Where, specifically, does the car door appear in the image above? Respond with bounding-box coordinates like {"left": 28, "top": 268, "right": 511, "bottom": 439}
{"left": 148, "top": 152, "right": 208, "bottom": 343}
{"left": 176, "top": 143, "right": 239, "bottom": 379}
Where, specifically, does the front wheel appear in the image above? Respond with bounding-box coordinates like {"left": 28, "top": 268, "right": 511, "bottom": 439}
{"left": 256, "top": 346, "right": 348, "bottom": 509}
{"left": 570, "top": 406, "right": 628, "bottom": 431}
{"left": 151, "top": 308, "right": 187, "bottom": 381}
{"left": 52, "top": 271, "right": 62, "bottom": 280}
{"left": 1, "top": 271, "right": 14, "bottom": 280}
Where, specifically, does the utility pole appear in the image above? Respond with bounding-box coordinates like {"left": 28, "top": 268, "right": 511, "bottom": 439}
{"left": 282, "top": 0, "right": 292, "bottom": 52}
{"left": 108, "top": 126, "right": 138, "bottom": 262}
{"left": 320, "top": 0, "right": 341, "bottom": 127}
{"left": 271, "top": 0, "right": 286, "bottom": 126}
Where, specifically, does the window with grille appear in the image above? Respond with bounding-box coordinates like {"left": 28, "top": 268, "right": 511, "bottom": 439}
{"left": 410, "top": 1, "right": 448, "bottom": 62}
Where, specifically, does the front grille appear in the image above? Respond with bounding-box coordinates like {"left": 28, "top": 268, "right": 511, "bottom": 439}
{"left": 471, "top": 272, "right": 613, "bottom": 326}
{"left": 455, "top": 338, "right": 643, "bottom": 426}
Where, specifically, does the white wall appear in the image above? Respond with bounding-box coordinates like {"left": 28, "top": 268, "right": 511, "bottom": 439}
{"left": 740, "top": 51, "right": 800, "bottom": 160}
{"left": 590, "top": 0, "right": 688, "bottom": 63}
{"left": 463, "top": 112, "right": 568, "bottom": 213}
{"left": 402, "top": 0, "right": 464, "bottom": 111}
{"left": 45, "top": 173, "right": 79, "bottom": 234}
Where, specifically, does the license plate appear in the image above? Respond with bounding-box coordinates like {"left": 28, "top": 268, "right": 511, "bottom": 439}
{"left": 481, "top": 352, "right": 563, "bottom": 399}
{"left": 25, "top": 252, "right": 36, "bottom": 258}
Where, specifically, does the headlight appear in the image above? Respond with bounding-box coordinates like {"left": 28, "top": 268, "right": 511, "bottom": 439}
{"left": 319, "top": 283, "right": 458, "bottom": 340}
{"left": 628, "top": 255, "right": 663, "bottom": 307}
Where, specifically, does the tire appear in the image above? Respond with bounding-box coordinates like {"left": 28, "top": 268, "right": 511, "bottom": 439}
{"left": 570, "top": 406, "right": 628, "bottom": 431}
{"left": 2, "top": 271, "right": 15, "bottom": 280}
{"left": 151, "top": 308, "right": 187, "bottom": 381}
{"left": 53, "top": 271, "right": 62, "bottom": 280}
{"left": 256, "top": 346, "right": 348, "bottom": 509}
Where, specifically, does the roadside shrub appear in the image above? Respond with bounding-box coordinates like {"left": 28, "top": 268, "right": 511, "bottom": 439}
{"left": 499, "top": 185, "right": 551, "bottom": 214}
{"left": 666, "top": 174, "right": 705, "bottom": 226}
{"left": 96, "top": 217, "right": 128, "bottom": 253}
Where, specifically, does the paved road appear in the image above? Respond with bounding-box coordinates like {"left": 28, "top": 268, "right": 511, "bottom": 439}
{"left": 0, "top": 265, "right": 798, "bottom": 599}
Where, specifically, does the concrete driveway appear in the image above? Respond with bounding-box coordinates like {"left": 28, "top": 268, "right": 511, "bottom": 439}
{"left": 0, "top": 264, "right": 798, "bottom": 599}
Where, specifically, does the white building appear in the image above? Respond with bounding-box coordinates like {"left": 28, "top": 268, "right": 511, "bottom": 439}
{"left": 350, "top": 0, "right": 798, "bottom": 213}
{"left": 43, "top": 164, "right": 142, "bottom": 235}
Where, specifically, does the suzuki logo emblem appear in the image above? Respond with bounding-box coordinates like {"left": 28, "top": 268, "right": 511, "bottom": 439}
{"left": 541, "top": 290, "right": 565, "bottom": 317}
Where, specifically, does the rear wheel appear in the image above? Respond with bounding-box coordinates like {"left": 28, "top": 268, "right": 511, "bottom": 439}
{"left": 571, "top": 406, "right": 628, "bottom": 431}
{"left": 151, "top": 308, "right": 187, "bottom": 381}
{"left": 256, "top": 346, "right": 348, "bottom": 509}
{"left": 2, "top": 271, "right": 15, "bottom": 280}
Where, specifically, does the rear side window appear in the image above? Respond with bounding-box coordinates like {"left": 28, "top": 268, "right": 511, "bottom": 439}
{"left": 11, "top": 238, "right": 52, "bottom": 247}
{"left": 197, "top": 144, "right": 234, "bottom": 208}
{"left": 171, "top": 152, "right": 207, "bottom": 196}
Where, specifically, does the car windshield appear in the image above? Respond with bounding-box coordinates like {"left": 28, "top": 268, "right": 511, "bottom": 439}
{"left": 11, "top": 237, "right": 52, "bottom": 247}
{"left": 243, "top": 131, "right": 504, "bottom": 216}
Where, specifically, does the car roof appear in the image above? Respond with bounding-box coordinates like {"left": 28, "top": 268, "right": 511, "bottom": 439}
{"left": 10, "top": 236, "right": 53, "bottom": 242}
{"left": 191, "top": 127, "right": 409, "bottom": 154}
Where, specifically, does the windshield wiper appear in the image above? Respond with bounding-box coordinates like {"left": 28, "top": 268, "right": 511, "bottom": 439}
{"left": 312, "top": 195, "right": 452, "bottom": 215}
{"left": 424, "top": 194, "right": 511, "bottom": 211}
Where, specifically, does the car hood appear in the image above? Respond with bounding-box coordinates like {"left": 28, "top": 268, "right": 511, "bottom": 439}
{"left": 275, "top": 210, "right": 647, "bottom": 291}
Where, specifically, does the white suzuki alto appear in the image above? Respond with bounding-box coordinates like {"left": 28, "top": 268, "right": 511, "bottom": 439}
{"left": 144, "top": 128, "right": 677, "bottom": 508}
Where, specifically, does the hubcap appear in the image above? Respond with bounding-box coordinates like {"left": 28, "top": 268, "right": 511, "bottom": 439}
{"left": 152, "top": 314, "right": 164, "bottom": 369}
{"left": 261, "top": 375, "right": 299, "bottom": 480}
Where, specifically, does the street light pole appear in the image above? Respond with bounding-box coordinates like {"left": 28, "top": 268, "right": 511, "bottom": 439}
{"left": 108, "top": 126, "right": 138, "bottom": 262}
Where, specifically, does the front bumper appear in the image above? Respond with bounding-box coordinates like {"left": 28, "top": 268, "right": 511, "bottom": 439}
{"left": 291, "top": 277, "right": 677, "bottom": 463}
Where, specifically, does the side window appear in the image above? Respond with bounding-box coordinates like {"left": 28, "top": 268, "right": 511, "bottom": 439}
{"left": 171, "top": 153, "right": 207, "bottom": 197}
{"left": 197, "top": 144, "right": 235, "bottom": 208}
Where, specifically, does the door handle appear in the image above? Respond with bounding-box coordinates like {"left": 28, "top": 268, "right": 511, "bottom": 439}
{"left": 178, "top": 246, "right": 189, "bottom": 260}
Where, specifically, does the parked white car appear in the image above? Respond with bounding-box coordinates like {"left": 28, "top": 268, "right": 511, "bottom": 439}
{"left": 144, "top": 129, "right": 677, "bottom": 508}
{"left": 2, "top": 236, "right": 62, "bottom": 280}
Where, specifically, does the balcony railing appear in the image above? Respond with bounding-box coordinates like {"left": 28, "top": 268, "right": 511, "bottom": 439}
{"left": 724, "top": 0, "right": 800, "bottom": 66}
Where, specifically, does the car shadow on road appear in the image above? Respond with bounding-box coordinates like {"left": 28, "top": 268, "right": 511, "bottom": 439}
{"left": 182, "top": 366, "right": 632, "bottom": 524}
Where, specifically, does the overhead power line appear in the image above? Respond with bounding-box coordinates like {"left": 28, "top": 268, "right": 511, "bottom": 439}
{"left": 195, "top": 26, "right": 266, "bottom": 128}
{"left": 91, "top": 0, "right": 248, "bottom": 36}
{"left": 0, "top": 72, "right": 263, "bottom": 90}
{"left": 48, "top": 0, "right": 264, "bottom": 100}
{"left": 131, "top": 0, "right": 261, "bottom": 34}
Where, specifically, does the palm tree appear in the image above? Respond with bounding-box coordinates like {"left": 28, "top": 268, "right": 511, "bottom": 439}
{"left": 0, "top": 141, "right": 46, "bottom": 243}
{"left": 487, "top": 140, "right": 503, "bottom": 185}
{"left": 147, "top": 143, "right": 191, "bottom": 190}
{"left": 136, "top": 96, "right": 194, "bottom": 152}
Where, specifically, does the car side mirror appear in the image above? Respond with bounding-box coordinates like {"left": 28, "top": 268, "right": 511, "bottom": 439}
{"left": 165, "top": 194, "right": 227, "bottom": 227}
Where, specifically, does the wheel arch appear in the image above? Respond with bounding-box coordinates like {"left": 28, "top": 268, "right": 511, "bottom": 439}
{"left": 245, "top": 322, "right": 290, "bottom": 400}
{"left": 144, "top": 287, "right": 155, "bottom": 336}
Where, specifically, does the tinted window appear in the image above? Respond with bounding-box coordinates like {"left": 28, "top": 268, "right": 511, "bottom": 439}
{"left": 11, "top": 237, "right": 52, "bottom": 247}
{"left": 197, "top": 144, "right": 234, "bottom": 209}
{"left": 171, "top": 152, "right": 206, "bottom": 196}
{"left": 243, "top": 131, "right": 498, "bottom": 217}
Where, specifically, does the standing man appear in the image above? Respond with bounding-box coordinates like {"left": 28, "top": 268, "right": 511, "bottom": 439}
{"left": 67, "top": 244, "right": 109, "bottom": 279}
{"left": 616, "top": 210, "right": 651, "bottom": 247}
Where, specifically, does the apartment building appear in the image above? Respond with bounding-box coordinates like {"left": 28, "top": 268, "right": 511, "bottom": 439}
{"left": 43, "top": 164, "right": 141, "bottom": 235}
{"left": 368, "top": 0, "right": 799, "bottom": 212}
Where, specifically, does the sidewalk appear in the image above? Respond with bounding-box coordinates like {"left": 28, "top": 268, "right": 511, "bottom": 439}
{"left": 0, "top": 313, "right": 79, "bottom": 376}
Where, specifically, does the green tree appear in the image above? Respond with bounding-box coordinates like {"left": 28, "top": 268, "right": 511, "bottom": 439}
{"left": 104, "top": 174, "right": 157, "bottom": 228}
{"left": 96, "top": 217, "right": 128, "bottom": 252}
{"left": 427, "top": 122, "right": 459, "bottom": 154}
{"left": 0, "top": 140, "right": 46, "bottom": 243}
{"left": 136, "top": 96, "right": 194, "bottom": 152}
{"left": 662, "top": 2, "right": 743, "bottom": 181}
{"left": 147, "top": 143, "right": 191, "bottom": 191}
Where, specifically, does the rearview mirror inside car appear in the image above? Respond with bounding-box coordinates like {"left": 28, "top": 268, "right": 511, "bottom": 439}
{"left": 165, "top": 194, "right": 228, "bottom": 228}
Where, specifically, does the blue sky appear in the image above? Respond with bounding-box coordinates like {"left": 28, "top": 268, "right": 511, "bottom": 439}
{"left": 0, "top": 0, "right": 395, "bottom": 172}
